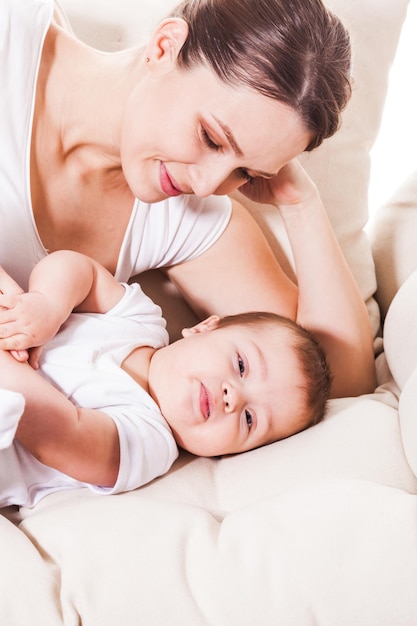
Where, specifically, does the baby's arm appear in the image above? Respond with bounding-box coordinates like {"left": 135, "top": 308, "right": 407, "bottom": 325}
{"left": 0, "top": 251, "right": 125, "bottom": 354}
{"left": 0, "top": 349, "right": 119, "bottom": 487}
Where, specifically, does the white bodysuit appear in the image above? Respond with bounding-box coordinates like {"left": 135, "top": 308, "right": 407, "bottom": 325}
{"left": 0, "top": 283, "right": 179, "bottom": 509}
{"left": 0, "top": 0, "right": 232, "bottom": 290}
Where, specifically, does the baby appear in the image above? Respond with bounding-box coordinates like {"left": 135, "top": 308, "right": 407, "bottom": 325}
{"left": 0, "top": 251, "right": 330, "bottom": 508}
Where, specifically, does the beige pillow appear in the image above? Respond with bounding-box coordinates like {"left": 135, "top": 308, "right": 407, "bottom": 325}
{"left": 20, "top": 478, "right": 417, "bottom": 625}
{"left": 383, "top": 267, "right": 417, "bottom": 475}
{"left": 383, "top": 265, "right": 417, "bottom": 390}
{"left": 0, "top": 514, "right": 61, "bottom": 625}
{"left": 399, "top": 365, "right": 417, "bottom": 477}
{"left": 370, "top": 170, "right": 417, "bottom": 320}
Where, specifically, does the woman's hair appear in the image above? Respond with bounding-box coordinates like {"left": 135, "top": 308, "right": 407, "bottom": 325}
{"left": 170, "top": 0, "right": 352, "bottom": 150}
{"left": 215, "top": 311, "right": 332, "bottom": 431}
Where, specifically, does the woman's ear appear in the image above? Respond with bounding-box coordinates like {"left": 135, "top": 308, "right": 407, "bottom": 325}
{"left": 145, "top": 18, "right": 189, "bottom": 68}
{"left": 181, "top": 315, "right": 221, "bottom": 338}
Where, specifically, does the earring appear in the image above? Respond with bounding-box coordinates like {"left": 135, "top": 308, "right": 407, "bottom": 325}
{"left": 145, "top": 57, "right": 150, "bottom": 63}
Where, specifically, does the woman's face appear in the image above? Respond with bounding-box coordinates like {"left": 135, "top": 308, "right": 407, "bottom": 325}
{"left": 120, "top": 61, "right": 311, "bottom": 203}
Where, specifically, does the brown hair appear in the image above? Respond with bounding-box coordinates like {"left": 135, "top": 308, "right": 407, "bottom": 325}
{"left": 170, "top": 0, "right": 352, "bottom": 150}
{"left": 215, "top": 311, "right": 332, "bottom": 431}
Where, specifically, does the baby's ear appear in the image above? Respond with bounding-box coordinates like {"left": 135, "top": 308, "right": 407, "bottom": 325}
{"left": 181, "top": 315, "right": 221, "bottom": 338}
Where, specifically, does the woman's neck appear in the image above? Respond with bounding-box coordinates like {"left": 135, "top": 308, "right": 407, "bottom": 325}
{"left": 30, "top": 23, "right": 143, "bottom": 271}
{"left": 37, "top": 22, "right": 145, "bottom": 170}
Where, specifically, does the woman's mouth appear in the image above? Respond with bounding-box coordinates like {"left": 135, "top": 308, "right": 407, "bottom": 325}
{"left": 160, "top": 162, "right": 183, "bottom": 197}
{"left": 200, "top": 383, "right": 211, "bottom": 420}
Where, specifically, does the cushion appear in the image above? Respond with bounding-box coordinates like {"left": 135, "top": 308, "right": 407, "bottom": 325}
{"left": 371, "top": 170, "right": 417, "bottom": 320}
{"left": 58, "top": 0, "right": 411, "bottom": 339}
{"left": 381, "top": 268, "right": 417, "bottom": 476}
{"left": 383, "top": 265, "right": 417, "bottom": 390}
{"left": 399, "top": 366, "right": 417, "bottom": 477}
{"left": 19, "top": 481, "right": 417, "bottom": 625}
{"left": 0, "top": 514, "right": 61, "bottom": 625}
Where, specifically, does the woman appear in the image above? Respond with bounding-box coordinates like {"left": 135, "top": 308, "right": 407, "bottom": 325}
{"left": 0, "top": 0, "right": 376, "bottom": 396}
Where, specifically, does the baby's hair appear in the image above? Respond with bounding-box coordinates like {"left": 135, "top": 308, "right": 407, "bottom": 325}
{"left": 215, "top": 311, "right": 332, "bottom": 430}
{"left": 170, "top": 0, "right": 352, "bottom": 149}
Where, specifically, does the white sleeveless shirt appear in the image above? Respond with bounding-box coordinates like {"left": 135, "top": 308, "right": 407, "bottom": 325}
{"left": 0, "top": 0, "right": 232, "bottom": 290}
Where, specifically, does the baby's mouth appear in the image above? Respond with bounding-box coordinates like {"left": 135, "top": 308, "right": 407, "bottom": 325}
{"left": 200, "top": 383, "right": 211, "bottom": 420}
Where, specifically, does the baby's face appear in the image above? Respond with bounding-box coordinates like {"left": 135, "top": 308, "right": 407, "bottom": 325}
{"left": 148, "top": 319, "right": 308, "bottom": 457}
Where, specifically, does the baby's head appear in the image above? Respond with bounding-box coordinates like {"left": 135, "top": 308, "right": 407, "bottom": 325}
{"left": 149, "top": 311, "right": 331, "bottom": 457}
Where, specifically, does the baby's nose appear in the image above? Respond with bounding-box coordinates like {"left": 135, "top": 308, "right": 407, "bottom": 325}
{"left": 223, "top": 384, "right": 239, "bottom": 413}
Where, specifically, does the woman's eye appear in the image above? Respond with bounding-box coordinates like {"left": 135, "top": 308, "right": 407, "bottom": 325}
{"left": 238, "top": 168, "right": 254, "bottom": 183}
{"left": 201, "top": 128, "right": 221, "bottom": 151}
{"left": 245, "top": 409, "right": 253, "bottom": 430}
{"left": 238, "top": 355, "right": 245, "bottom": 376}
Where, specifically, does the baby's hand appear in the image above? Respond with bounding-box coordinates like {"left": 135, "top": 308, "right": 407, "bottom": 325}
{"left": 0, "top": 291, "right": 61, "bottom": 354}
{"left": 9, "top": 346, "right": 43, "bottom": 369}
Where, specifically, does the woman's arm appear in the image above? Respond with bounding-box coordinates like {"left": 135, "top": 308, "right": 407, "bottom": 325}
{"left": 271, "top": 162, "right": 376, "bottom": 397}
{"left": 166, "top": 199, "right": 299, "bottom": 321}
{"left": 0, "top": 251, "right": 125, "bottom": 354}
{"left": 0, "top": 350, "right": 119, "bottom": 486}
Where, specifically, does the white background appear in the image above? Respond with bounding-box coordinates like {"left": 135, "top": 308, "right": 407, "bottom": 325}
{"left": 368, "top": 0, "right": 417, "bottom": 218}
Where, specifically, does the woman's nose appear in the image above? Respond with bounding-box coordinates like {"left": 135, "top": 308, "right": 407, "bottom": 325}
{"left": 189, "top": 163, "right": 237, "bottom": 198}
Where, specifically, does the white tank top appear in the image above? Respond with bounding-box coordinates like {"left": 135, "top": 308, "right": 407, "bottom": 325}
{"left": 0, "top": 0, "right": 232, "bottom": 290}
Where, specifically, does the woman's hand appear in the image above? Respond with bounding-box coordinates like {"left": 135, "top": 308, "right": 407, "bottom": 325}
{"left": 239, "top": 159, "right": 318, "bottom": 209}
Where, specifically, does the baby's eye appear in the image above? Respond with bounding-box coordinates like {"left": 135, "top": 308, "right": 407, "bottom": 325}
{"left": 238, "top": 355, "right": 245, "bottom": 376}
{"left": 245, "top": 409, "right": 253, "bottom": 430}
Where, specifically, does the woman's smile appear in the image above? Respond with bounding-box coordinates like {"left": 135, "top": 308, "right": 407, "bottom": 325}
{"left": 159, "top": 162, "right": 184, "bottom": 196}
